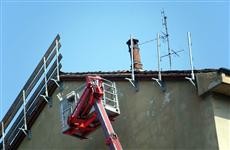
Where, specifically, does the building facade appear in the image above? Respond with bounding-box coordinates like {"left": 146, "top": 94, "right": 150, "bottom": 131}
{"left": 15, "top": 69, "right": 230, "bottom": 150}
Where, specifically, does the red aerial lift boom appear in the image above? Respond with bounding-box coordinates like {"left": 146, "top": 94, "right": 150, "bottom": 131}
{"left": 61, "top": 76, "right": 122, "bottom": 150}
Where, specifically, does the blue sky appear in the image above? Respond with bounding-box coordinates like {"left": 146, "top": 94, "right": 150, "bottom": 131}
{"left": 0, "top": 1, "right": 229, "bottom": 119}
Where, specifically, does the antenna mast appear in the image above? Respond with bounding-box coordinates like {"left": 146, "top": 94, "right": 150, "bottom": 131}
{"left": 161, "top": 10, "right": 172, "bottom": 69}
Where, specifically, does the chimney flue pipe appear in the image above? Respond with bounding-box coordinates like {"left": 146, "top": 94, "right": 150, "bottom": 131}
{"left": 126, "top": 38, "right": 143, "bottom": 71}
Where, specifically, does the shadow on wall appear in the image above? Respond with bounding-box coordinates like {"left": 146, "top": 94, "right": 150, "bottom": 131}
{"left": 212, "top": 93, "right": 230, "bottom": 120}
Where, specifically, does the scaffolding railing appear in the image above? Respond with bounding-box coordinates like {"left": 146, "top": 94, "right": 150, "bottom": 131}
{"left": 0, "top": 35, "right": 62, "bottom": 149}
{"left": 60, "top": 78, "right": 120, "bottom": 133}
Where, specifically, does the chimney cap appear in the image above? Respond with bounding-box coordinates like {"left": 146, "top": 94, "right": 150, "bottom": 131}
{"left": 126, "top": 38, "right": 139, "bottom": 46}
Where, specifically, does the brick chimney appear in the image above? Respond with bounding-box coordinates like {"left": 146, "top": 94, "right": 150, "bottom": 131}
{"left": 126, "top": 38, "right": 143, "bottom": 71}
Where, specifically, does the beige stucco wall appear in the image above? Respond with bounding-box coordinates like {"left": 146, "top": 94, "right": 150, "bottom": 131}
{"left": 211, "top": 94, "right": 230, "bottom": 150}
{"left": 196, "top": 72, "right": 230, "bottom": 150}
{"left": 18, "top": 79, "right": 221, "bottom": 150}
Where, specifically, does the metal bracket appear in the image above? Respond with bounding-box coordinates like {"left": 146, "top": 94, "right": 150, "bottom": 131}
{"left": 152, "top": 78, "right": 165, "bottom": 92}
{"left": 57, "top": 81, "right": 64, "bottom": 92}
{"left": 19, "top": 127, "right": 31, "bottom": 140}
{"left": 125, "top": 78, "right": 135, "bottom": 87}
{"left": 152, "top": 78, "right": 161, "bottom": 87}
{"left": 125, "top": 78, "right": 139, "bottom": 92}
{"left": 40, "top": 95, "right": 52, "bottom": 107}
{"left": 185, "top": 77, "right": 196, "bottom": 87}
{"left": 51, "top": 78, "right": 60, "bottom": 87}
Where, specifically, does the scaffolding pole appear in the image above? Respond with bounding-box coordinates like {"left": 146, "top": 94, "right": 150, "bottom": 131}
{"left": 23, "top": 90, "right": 27, "bottom": 131}
{"left": 125, "top": 35, "right": 138, "bottom": 90}
{"left": 187, "top": 32, "right": 195, "bottom": 80}
{"left": 185, "top": 32, "right": 195, "bottom": 86}
{"left": 41, "top": 57, "right": 51, "bottom": 105}
{"left": 152, "top": 33, "right": 164, "bottom": 91}
{"left": 1, "top": 122, "right": 5, "bottom": 150}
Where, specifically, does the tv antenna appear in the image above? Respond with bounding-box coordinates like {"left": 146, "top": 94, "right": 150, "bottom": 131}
{"left": 160, "top": 9, "right": 184, "bottom": 69}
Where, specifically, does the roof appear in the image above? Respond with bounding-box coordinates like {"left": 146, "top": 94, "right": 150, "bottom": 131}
{"left": 218, "top": 67, "right": 230, "bottom": 75}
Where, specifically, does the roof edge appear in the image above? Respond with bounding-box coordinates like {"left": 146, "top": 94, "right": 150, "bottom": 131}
{"left": 60, "top": 68, "right": 224, "bottom": 81}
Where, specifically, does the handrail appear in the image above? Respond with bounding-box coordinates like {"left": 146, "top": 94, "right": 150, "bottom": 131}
{"left": 25, "top": 47, "right": 61, "bottom": 98}
{"left": 0, "top": 34, "right": 61, "bottom": 140}
{"left": 6, "top": 63, "right": 62, "bottom": 145}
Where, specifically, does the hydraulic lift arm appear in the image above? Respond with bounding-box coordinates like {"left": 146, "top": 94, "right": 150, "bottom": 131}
{"left": 64, "top": 76, "right": 122, "bottom": 150}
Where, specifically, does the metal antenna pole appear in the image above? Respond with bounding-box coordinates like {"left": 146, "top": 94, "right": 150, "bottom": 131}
{"left": 125, "top": 35, "right": 138, "bottom": 90}
{"left": 187, "top": 32, "right": 195, "bottom": 80}
{"left": 185, "top": 32, "right": 195, "bottom": 86}
{"left": 157, "top": 33, "right": 161, "bottom": 81}
{"left": 152, "top": 33, "right": 164, "bottom": 91}
{"left": 161, "top": 10, "right": 172, "bottom": 69}
{"left": 2, "top": 122, "right": 5, "bottom": 150}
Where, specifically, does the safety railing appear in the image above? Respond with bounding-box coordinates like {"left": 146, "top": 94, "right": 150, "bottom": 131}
{"left": 102, "top": 79, "right": 120, "bottom": 114}
{"left": 59, "top": 78, "right": 120, "bottom": 133}
{"left": 0, "top": 34, "right": 62, "bottom": 149}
